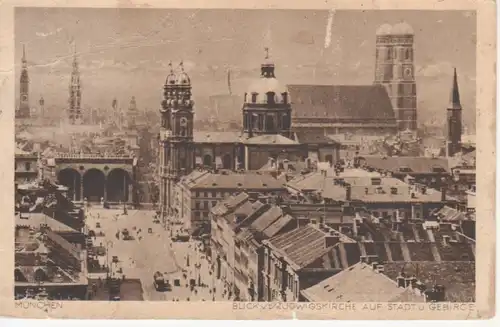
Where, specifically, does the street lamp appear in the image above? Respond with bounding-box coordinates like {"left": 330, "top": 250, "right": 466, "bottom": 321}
{"left": 106, "top": 240, "right": 113, "bottom": 279}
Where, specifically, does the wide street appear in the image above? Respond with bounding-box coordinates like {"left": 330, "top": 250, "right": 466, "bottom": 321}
{"left": 85, "top": 206, "right": 230, "bottom": 301}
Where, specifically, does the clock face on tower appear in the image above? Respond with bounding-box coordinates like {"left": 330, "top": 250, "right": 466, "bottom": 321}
{"left": 21, "top": 94, "right": 27, "bottom": 101}
{"left": 403, "top": 67, "right": 413, "bottom": 79}
{"left": 180, "top": 117, "right": 188, "bottom": 127}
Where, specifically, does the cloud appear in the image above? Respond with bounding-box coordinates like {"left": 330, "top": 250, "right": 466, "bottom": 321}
{"left": 416, "top": 61, "right": 455, "bottom": 78}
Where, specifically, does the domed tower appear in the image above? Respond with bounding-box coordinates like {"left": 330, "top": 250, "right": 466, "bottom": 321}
{"left": 242, "top": 48, "right": 292, "bottom": 138}
{"left": 158, "top": 61, "right": 195, "bottom": 219}
{"left": 374, "top": 22, "right": 417, "bottom": 131}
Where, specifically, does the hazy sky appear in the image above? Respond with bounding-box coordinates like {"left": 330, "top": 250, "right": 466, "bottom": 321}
{"left": 15, "top": 8, "right": 476, "bottom": 129}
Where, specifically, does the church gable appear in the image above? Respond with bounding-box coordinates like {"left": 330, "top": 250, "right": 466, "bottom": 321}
{"left": 287, "top": 84, "right": 396, "bottom": 122}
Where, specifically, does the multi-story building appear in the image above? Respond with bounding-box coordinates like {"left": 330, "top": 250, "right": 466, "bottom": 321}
{"left": 355, "top": 155, "right": 451, "bottom": 190}
{"left": 261, "top": 223, "right": 358, "bottom": 302}
{"left": 210, "top": 193, "right": 298, "bottom": 301}
{"left": 15, "top": 148, "right": 38, "bottom": 184}
{"left": 176, "top": 171, "right": 287, "bottom": 233}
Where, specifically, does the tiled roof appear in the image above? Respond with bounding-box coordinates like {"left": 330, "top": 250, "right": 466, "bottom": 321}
{"left": 359, "top": 156, "right": 451, "bottom": 174}
{"left": 268, "top": 225, "right": 333, "bottom": 269}
{"left": 383, "top": 262, "right": 475, "bottom": 302}
{"left": 251, "top": 205, "right": 283, "bottom": 233}
{"left": 262, "top": 214, "right": 294, "bottom": 239}
{"left": 287, "top": 84, "right": 396, "bottom": 121}
{"left": 301, "top": 262, "right": 424, "bottom": 302}
{"left": 245, "top": 134, "right": 298, "bottom": 145}
{"left": 294, "top": 132, "right": 338, "bottom": 145}
{"left": 190, "top": 172, "right": 286, "bottom": 190}
{"left": 436, "top": 206, "right": 469, "bottom": 222}
{"left": 193, "top": 131, "right": 245, "bottom": 143}
{"left": 210, "top": 192, "right": 250, "bottom": 216}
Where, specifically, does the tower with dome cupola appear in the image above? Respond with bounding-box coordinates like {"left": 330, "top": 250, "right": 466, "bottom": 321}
{"left": 158, "top": 61, "right": 195, "bottom": 219}
{"left": 242, "top": 48, "right": 292, "bottom": 138}
{"left": 374, "top": 22, "right": 417, "bottom": 131}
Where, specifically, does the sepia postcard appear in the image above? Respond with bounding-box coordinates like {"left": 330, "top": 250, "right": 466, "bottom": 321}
{"left": 0, "top": 0, "right": 496, "bottom": 320}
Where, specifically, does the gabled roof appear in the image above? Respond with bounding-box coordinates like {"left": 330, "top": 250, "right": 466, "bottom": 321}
{"left": 245, "top": 134, "right": 298, "bottom": 145}
{"left": 189, "top": 172, "right": 285, "bottom": 190}
{"left": 287, "top": 84, "right": 396, "bottom": 121}
{"left": 294, "top": 132, "right": 338, "bottom": 145}
{"left": 193, "top": 131, "right": 245, "bottom": 143}
{"left": 359, "top": 156, "right": 451, "bottom": 174}
{"left": 268, "top": 225, "right": 333, "bottom": 269}
{"left": 301, "top": 262, "right": 424, "bottom": 302}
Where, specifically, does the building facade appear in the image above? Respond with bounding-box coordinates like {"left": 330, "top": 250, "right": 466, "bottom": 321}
{"left": 374, "top": 22, "right": 417, "bottom": 131}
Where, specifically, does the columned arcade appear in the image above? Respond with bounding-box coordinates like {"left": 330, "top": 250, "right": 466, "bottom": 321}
{"left": 57, "top": 167, "right": 133, "bottom": 204}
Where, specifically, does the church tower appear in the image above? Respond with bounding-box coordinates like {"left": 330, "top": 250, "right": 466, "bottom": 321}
{"left": 18, "top": 44, "right": 30, "bottom": 118}
{"left": 374, "top": 22, "right": 417, "bottom": 131}
{"left": 242, "top": 48, "right": 291, "bottom": 138}
{"left": 68, "top": 45, "right": 82, "bottom": 124}
{"left": 446, "top": 68, "right": 463, "bottom": 157}
{"left": 159, "top": 62, "right": 195, "bottom": 220}
{"left": 127, "top": 96, "right": 139, "bottom": 129}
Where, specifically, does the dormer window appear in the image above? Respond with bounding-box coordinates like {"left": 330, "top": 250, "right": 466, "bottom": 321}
{"left": 251, "top": 93, "right": 258, "bottom": 103}
{"left": 266, "top": 92, "right": 275, "bottom": 104}
{"left": 399, "top": 166, "right": 412, "bottom": 173}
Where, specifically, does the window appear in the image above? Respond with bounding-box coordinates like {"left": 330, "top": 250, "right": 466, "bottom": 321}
{"left": 405, "top": 49, "right": 411, "bottom": 60}
{"left": 195, "top": 201, "right": 200, "bottom": 210}
{"left": 212, "top": 201, "right": 217, "bottom": 207}
{"left": 251, "top": 93, "right": 258, "bottom": 103}
{"left": 194, "top": 211, "right": 201, "bottom": 219}
{"left": 25, "top": 162, "right": 31, "bottom": 171}
{"left": 211, "top": 191, "right": 216, "bottom": 198}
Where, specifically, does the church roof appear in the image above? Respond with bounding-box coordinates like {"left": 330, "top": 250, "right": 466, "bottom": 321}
{"left": 193, "top": 131, "right": 245, "bottom": 143}
{"left": 287, "top": 84, "right": 396, "bottom": 121}
{"left": 245, "top": 134, "right": 298, "bottom": 145}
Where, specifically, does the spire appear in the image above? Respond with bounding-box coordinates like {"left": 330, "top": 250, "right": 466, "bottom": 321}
{"left": 22, "top": 44, "right": 26, "bottom": 62}
{"left": 449, "top": 67, "right": 462, "bottom": 110}
{"left": 168, "top": 61, "right": 174, "bottom": 73}
{"left": 179, "top": 60, "right": 184, "bottom": 72}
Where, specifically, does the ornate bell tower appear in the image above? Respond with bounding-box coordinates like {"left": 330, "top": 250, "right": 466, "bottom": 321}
{"left": 159, "top": 62, "right": 195, "bottom": 221}
{"left": 18, "top": 44, "right": 30, "bottom": 118}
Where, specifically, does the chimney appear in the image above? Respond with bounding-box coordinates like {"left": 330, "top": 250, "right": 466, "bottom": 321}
{"left": 442, "top": 235, "right": 451, "bottom": 246}
{"left": 325, "top": 234, "right": 339, "bottom": 247}
{"left": 413, "top": 280, "right": 426, "bottom": 295}
{"left": 345, "top": 184, "right": 352, "bottom": 201}
{"left": 359, "top": 255, "right": 367, "bottom": 263}
{"left": 297, "top": 217, "right": 309, "bottom": 227}
{"left": 396, "top": 275, "right": 406, "bottom": 288}
{"left": 376, "top": 264, "right": 385, "bottom": 273}
{"left": 441, "top": 187, "right": 447, "bottom": 202}
{"left": 405, "top": 276, "right": 417, "bottom": 288}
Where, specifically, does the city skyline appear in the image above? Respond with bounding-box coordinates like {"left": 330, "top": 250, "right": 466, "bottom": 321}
{"left": 15, "top": 8, "right": 476, "bottom": 129}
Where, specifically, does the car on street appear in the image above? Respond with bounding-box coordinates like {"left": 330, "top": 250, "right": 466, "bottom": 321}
{"left": 153, "top": 271, "right": 166, "bottom": 291}
{"left": 112, "top": 256, "right": 119, "bottom": 263}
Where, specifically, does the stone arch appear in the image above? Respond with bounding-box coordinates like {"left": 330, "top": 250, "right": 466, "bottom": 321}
{"left": 57, "top": 168, "right": 81, "bottom": 201}
{"left": 83, "top": 168, "right": 106, "bottom": 202}
{"left": 222, "top": 153, "right": 232, "bottom": 170}
{"left": 34, "top": 268, "right": 47, "bottom": 282}
{"left": 106, "top": 168, "right": 131, "bottom": 203}
{"left": 15, "top": 268, "right": 26, "bottom": 282}
{"left": 203, "top": 154, "right": 212, "bottom": 167}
